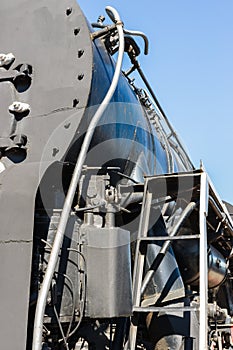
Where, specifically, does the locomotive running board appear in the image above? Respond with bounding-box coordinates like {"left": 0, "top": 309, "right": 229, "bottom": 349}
{"left": 127, "top": 168, "right": 233, "bottom": 350}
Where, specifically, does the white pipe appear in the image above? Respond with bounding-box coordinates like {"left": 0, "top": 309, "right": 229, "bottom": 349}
{"left": 32, "top": 7, "right": 124, "bottom": 350}
{"left": 199, "top": 171, "right": 209, "bottom": 350}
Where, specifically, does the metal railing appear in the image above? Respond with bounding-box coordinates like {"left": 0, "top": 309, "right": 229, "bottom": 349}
{"left": 127, "top": 168, "right": 233, "bottom": 349}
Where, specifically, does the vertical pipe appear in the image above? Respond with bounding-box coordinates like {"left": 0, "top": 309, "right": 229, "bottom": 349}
{"left": 199, "top": 171, "right": 209, "bottom": 350}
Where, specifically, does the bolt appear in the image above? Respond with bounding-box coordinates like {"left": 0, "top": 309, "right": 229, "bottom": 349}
{"left": 9, "top": 101, "right": 30, "bottom": 114}
{"left": 13, "top": 102, "right": 21, "bottom": 111}
{"left": 97, "top": 15, "right": 105, "bottom": 24}
{"left": 0, "top": 53, "right": 15, "bottom": 67}
{"left": 13, "top": 134, "right": 27, "bottom": 146}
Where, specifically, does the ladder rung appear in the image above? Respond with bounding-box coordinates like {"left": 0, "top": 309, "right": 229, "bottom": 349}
{"left": 133, "top": 306, "right": 199, "bottom": 313}
{"left": 137, "top": 234, "right": 200, "bottom": 242}
{"left": 209, "top": 323, "right": 233, "bottom": 328}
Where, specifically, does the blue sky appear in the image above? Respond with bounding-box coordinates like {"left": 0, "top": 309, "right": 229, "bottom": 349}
{"left": 78, "top": 0, "right": 233, "bottom": 204}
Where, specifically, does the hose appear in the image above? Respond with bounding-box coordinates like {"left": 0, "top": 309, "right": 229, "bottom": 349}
{"left": 32, "top": 7, "right": 125, "bottom": 350}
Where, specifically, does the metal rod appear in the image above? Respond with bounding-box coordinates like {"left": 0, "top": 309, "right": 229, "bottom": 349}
{"left": 128, "top": 191, "right": 153, "bottom": 350}
{"left": 132, "top": 192, "right": 153, "bottom": 306}
{"left": 136, "top": 65, "right": 193, "bottom": 169}
{"left": 133, "top": 306, "right": 199, "bottom": 313}
{"left": 137, "top": 234, "right": 200, "bottom": 241}
{"left": 91, "top": 23, "right": 116, "bottom": 40}
{"left": 32, "top": 7, "right": 125, "bottom": 350}
{"left": 199, "top": 171, "right": 209, "bottom": 350}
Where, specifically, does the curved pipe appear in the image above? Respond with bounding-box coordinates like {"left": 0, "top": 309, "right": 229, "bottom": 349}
{"left": 32, "top": 7, "right": 125, "bottom": 350}
{"left": 91, "top": 23, "right": 149, "bottom": 55}
{"left": 123, "top": 29, "right": 149, "bottom": 55}
{"left": 91, "top": 22, "right": 105, "bottom": 29}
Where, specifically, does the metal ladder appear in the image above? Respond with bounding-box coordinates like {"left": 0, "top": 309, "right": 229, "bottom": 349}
{"left": 127, "top": 169, "right": 209, "bottom": 350}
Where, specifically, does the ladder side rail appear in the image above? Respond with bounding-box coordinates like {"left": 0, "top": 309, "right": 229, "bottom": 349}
{"left": 199, "top": 171, "right": 209, "bottom": 350}
{"left": 132, "top": 190, "right": 153, "bottom": 306}
{"left": 128, "top": 188, "right": 153, "bottom": 350}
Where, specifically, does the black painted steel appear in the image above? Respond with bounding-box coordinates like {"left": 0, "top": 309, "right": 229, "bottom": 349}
{"left": 1, "top": 1, "right": 233, "bottom": 350}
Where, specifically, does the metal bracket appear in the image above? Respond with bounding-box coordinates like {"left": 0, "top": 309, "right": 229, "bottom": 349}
{"left": 0, "top": 53, "right": 15, "bottom": 67}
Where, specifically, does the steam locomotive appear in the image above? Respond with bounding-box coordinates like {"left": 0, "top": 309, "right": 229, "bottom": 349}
{"left": 1, "top": 1, "right": 233, "bottom": 349}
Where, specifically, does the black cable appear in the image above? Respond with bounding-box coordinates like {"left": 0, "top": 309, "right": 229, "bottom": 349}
{"left": 111, "top": 170, "right": 139, "bottom": 184}
{"left": 65, "top": 248, "right": 87, "bottom": 340}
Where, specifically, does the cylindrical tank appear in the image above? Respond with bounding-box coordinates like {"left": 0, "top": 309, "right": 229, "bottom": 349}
{"left": 64, "top": 10, "right": 192, "bottom": 183}
{"left": 173, "top": 237, "right": 228, "bottom": 288}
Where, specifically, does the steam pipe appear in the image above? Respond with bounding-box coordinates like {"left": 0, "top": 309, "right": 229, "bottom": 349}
{"left": 136, "top": 65, "right": 193, "bottom": 169}
{"left": 140, "top": 201, "right": 199, "bottom": 296}
{"left": 91, "top": 24, "right": 117, "bottom": 40}
{"left": 123, "top": 29, "right": 149, "bottom": 55}
{"left": 32, "top": 7, "right": 125, "bottom": 350}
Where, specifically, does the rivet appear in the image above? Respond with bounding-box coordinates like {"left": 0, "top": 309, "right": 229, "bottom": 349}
{"left": 77, "top": 74, "right": 84, "bottom": 81}
{"left": 78, "top": 50, "right": 84, "bottom": 58}
{"left": 66, "top": 7, "right": 72, "bottom": 16}
{"left": 52, "top": 148, "right": 59, "bottom": 157}
{"left": 64, "top": 122, "right": 71, "bottom": 129}
{"left": 74, "top": 28, "right": 80, "bottom": 36}
{"left": 73, "top": 99, "right": 79, "bottom": 107}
